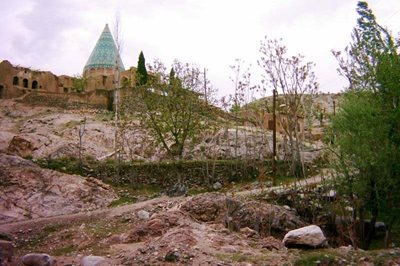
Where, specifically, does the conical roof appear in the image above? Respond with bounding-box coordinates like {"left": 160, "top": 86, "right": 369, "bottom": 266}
{"left": 84, "top": 24, "right": 125, "bottom": 72}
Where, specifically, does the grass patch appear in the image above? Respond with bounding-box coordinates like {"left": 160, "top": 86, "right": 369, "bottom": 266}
{"left": 108, "top": 196, "right": 136, "bottom": 207}
{"left": 294, "top": 253, "right": 336, "bottom": 266}
{"left": 52, "top": 244, "right": 76, "bottom": 256}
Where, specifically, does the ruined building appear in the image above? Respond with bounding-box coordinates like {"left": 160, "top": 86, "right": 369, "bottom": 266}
{"left": 0, "top": 24, "right": 136, "bottom": 108}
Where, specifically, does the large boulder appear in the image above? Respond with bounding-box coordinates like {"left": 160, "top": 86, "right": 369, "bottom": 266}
{"left": 282, "top": 225, "right": 327, "bottom": 248}
{"left": 181, "top": 193, "right": 306, "bottom": 237}
{"left": 21, "top": 253, "right": 54, "bottom": 266}
{"left": 0, "top": 154, "right": 117, "bottom": 223}
{"left": 228, "top": 201, "right": 307, "bottom": 237}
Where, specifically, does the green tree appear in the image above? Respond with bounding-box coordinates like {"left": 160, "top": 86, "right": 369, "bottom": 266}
{"left": 126, "top": 60, "right": 212, "bottom": 159}
{"left": 135, "top": 51, "right": 148, "bottom": 86}
{"left": 72, "top": 74, "right": 87, "bottom": 93}
{"left": 331, "top": 1, "right": 400, "bottom": 249}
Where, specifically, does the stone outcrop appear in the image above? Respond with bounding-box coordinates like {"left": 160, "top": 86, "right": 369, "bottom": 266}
{"left": 227, "top": 201, "right": 307, "bottom": 237}
{"left": 180, "top": 193, "right": 306, "bottom": 237}
{"left": 282, "top": 225, "right": 328, "bottom": 248}
{"left": 0, "top": 154, "right": 116, "bottom": 223}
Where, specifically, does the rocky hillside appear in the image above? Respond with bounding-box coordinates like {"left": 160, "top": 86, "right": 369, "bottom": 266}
{"left": 0, "top": 153, "right": 116, "bottom": 223}
{"left": 0, "top": 99, "right": 324, "bottom": 163}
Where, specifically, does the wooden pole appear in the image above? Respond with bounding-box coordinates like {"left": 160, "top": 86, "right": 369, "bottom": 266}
{"left": 272, "top": 89, "right": 277, "bottom": 186}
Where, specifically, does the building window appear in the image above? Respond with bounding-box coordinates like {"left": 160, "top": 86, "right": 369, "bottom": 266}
{"left": 102, "top": 76, "right": 107, "bottom": 86}
{"left": 32, "top": 80, "right": 38, "bottom": 89}
{"left": 13, "top": 77, "right": 19, "bottom": 86}
{"left": 23, "top": 79, "right": 28, "bottom": 88}
{"left": 64, "top": 87, "right": 68, "bottom": 93}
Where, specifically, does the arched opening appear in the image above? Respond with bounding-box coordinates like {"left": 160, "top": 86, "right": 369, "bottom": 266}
{"left": 13, "top": 77, "right": 19, "bottom": 86}
{"left": 32, "top": 80, "right": 38, "bottom": 89}
{"left": 122, "top": 77, "right": 129, "bottom": 87}
{"left": 23, "top": 79, "right": 28, "bottom": 88}
{"left": 0, "top": 85, "right": 4, "bottom": 98}
{"left": 63, "top": 87, "right": 68, "bottom": 93}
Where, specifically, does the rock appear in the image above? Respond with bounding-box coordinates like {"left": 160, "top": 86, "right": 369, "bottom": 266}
{"left": 164, "top": 250, "right": 180, "bottom": 262}
{"left": 180, "top": 193, "right": 241, "bottom": 223}
{"left": 181, "top": 193, "right": 306, "bottom": 237}
{"left": 213, "top": 182, "right": 222, "bottom": 190}
{"left": 227, "top": 201, "right": 306, "bottom": 237}
{"left": 81, "top": 255, "right": 108, "bottom": 266}
{"left": 166, "top": 182, "right": 187, "bottom": 197}
{"left": 21, "top": 253, "right": 54, "bottom": 266}
{"left": 7, "top": 136, "right": 36, "bottom": 158}
{"left": 283, "top": 225, "right": 327, "bottom": 248}
{"left": 137, "top": 210, "right": 150, "bottom": 220}
{"left": 0, "top": 154, "right": 117, "bottom": 223}
{"left": 0, "top": 240, "right": 13, "bottom": 265}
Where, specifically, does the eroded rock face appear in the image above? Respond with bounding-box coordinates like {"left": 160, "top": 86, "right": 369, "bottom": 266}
{"left": 228, "top": 201, "right": 307, "bottom": 237}
{"left": 283, "top": 225, "right": 328, "bottom": 248}
{"left": 0, "top": 154, "right": 117, "bottom": 223}
{"left": 180, "top": 193, "right": 306, "bottom": 237}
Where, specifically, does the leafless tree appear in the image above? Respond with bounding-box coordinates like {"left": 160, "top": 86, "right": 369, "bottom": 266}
{"left": 258, "top": 37, "right": 318, "bottom": 178}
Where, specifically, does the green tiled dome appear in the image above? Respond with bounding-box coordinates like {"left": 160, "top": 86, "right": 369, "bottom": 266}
{"left": 84, "top": 24, "right": 125, "bottom": 72}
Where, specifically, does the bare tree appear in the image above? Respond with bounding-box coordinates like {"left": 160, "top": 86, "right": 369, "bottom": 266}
{"left": 258, "top": 37, "right": 318, "bottom": 178}
{"left": 78, "top": 117, "right": 86, "bottom": 174}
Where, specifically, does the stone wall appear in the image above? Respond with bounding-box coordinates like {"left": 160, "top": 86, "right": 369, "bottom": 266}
{"left": 20, "top": 90, "right": 111, "bottom": 109}
{"left": 90, "top": 160, "right": 264, "bottom": 188}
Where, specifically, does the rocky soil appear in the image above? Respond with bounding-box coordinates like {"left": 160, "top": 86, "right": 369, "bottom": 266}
{"left": 1, "top": 191, "right": 400, "bottom": 266}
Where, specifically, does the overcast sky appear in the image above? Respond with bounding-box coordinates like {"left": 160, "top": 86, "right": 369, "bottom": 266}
{"left": 1, "top": 0, "right": 399, "bottom": 99}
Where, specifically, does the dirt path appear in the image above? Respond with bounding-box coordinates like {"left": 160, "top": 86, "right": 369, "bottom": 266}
{"left": 0, "top": 196, "right": 183, "bottom": 234}
{"left": 236, "top": 168, "right": 332, "bottom": 197}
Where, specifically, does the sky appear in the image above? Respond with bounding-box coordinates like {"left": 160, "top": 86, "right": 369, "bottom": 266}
{"left": 1, "top": 0, "right": 400, "bottom": 100}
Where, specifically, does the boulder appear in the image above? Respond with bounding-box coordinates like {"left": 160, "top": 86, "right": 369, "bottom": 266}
{"left": 137, "top": 210, "right": 150, "bottom": 220}
{"left": 180, "top": 193, "right": 241, "bottom": 223}
{"left": 228, "top": 201, "right": 307, "bottom": 236}
{"left": 81, "top": 256, "right": 108, "bottom": 266}
{"left": 166, "top": 182, "right": 187, "bottom": 197}
{"left": 0, "top": 240, "right": 13, "bottom": 265}
{"left": 282, "top": 225, "right": 327, "bottom": 248}
{"left": 181, "top": 193, "right": 306, "bottom": 237}
{"left": 21, "top": 253, "right": 55, "bottom": 266}
{"left": 213, "top": 182, "right": 222, "bottom": 190}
